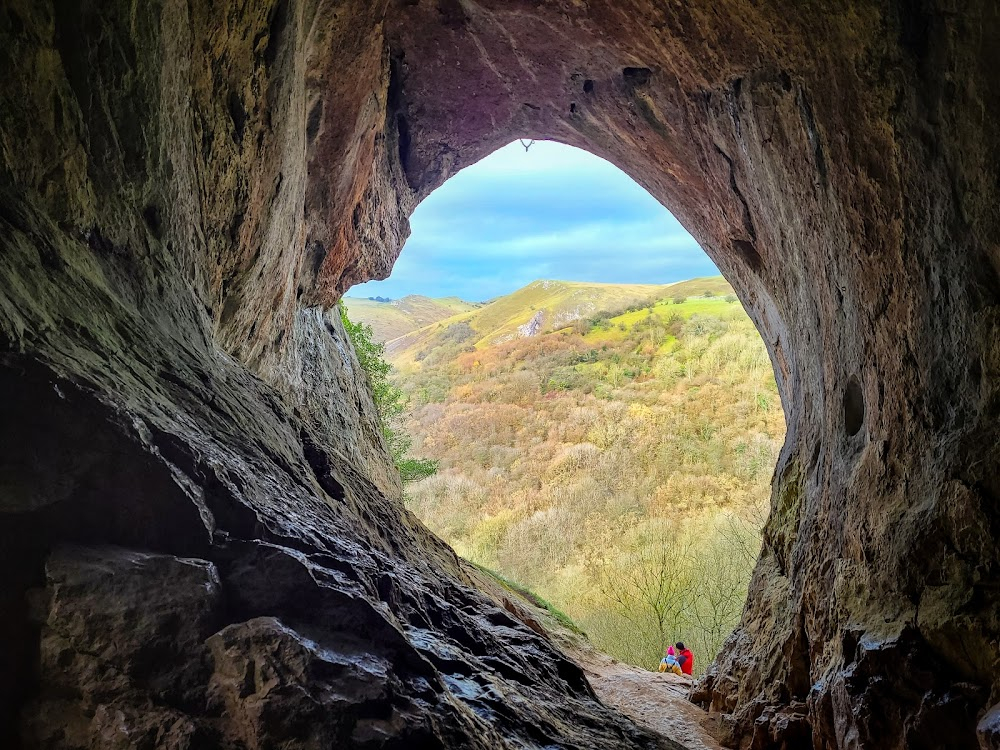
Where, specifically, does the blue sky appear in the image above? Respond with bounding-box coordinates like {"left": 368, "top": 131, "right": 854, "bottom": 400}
{"left": 350, "top": 140, "right": 717, "bottom": 301}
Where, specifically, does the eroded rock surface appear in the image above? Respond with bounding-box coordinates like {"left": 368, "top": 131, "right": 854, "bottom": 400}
{"left": 1, "top": 0, "right": 999, "bottom": 748}
{"left": 23, "top": 543, "right": 673, "bottom": 749}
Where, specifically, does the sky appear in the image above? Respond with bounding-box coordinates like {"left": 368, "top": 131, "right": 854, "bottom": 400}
{"left": 349, "top": 140, "right": 718, "bottom": 301}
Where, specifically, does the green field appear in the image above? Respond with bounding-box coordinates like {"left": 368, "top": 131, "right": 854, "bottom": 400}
{"left": 386, "top": 277, "right": 735, "bottom": 369}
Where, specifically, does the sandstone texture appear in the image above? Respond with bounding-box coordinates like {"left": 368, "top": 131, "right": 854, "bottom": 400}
{"left": 1, "top": 1, "right": 999, "bottom": 749}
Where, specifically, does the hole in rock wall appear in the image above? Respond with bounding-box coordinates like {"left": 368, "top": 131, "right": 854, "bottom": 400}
{"left": 345, "top": 140, "right": 787, "bottom": 672}
{"left": 843, "top": 376, "right": 865, "bottom": 437}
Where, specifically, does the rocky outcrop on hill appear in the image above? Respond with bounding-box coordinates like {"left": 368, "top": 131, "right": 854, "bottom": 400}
{"left": 1, "top": 1, "right": 998, "bottom": 748}
{"left": 517, "top": 311, "right": 545, "bottom": 338}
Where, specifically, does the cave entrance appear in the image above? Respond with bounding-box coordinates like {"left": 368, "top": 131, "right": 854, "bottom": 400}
{"left": 3, "top": 0, "right": 996, "bottom": 745}
{"left": 346, "top": 139, "right": 786, "bottom": 671}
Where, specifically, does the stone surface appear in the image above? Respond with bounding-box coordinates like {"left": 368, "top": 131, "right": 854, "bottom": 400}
{"left": 1, "top": 0, "right": 999, "bottom": 748}
{"left": 980, "top": 704, "right": 1000, "bottom": 750}
{"left": 23, "top": 547, "right": 222, "bottom": 750}
{"left": 578, "top": 650, "right": 724, "bottom": 750}
{"left": 23, "top": 544, "right": 671, "bottom": 749}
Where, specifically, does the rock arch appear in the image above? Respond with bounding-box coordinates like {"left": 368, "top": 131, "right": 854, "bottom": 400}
{"left": 0, "top": 1, "right": 998, "bottom": 748}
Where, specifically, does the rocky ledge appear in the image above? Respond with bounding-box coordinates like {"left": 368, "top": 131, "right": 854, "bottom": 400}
{"left": 20, "top": 544, "right": 679, "bottom": 749}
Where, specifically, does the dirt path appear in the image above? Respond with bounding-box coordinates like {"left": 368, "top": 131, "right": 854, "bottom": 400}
{"left": 465, "top": 565, "right": 724, "bottom": 750}
{"left": 575, "top": 650, "right": 724, "bottom": 750}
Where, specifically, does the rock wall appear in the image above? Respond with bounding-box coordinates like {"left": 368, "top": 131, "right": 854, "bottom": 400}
{"left": 0, "top": 2, "right": 673, "bottom": 748}
{"left": 1, "top": 1, "right": 999, "bottom": 748}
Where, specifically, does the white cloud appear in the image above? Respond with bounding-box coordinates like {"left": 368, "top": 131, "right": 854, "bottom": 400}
{"left": 350, "top": 141, "right": 717, "bottom": 299}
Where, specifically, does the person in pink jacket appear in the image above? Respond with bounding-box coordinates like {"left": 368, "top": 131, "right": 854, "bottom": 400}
{"left": 658, "top": 645, "right": 682, "bottom": 675}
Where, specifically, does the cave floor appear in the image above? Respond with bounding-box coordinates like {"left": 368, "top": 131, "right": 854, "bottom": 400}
{"left": 573, "top": 648, "right": 724, "bottom": 750}
{"left": 466, "top": 564, "right": 722, "bottom": 749}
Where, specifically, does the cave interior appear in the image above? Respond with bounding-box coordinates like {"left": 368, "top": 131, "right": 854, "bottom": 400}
{"left": 1, "top": 1, "right": 999, "bottom": 748}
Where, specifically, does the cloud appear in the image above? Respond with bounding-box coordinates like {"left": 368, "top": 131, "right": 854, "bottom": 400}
{"left": 350, "top": 140, "right": 718, "bottom": 300}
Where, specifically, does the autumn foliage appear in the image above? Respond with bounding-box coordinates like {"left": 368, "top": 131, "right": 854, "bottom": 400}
{"left": 386, "top": 283, "right": 785, "bottom": 671}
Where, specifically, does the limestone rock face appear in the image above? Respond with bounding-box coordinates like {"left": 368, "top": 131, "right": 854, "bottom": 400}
{"left": 1, "top": 1, "right": 999, "bottom": 748}
{"left": 25, "top": 545, "right": 664, "bottom": 749}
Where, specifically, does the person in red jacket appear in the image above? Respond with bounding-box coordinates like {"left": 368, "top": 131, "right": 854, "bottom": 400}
{"left": 674, "top": 642, "right": 694, "bottom": 675}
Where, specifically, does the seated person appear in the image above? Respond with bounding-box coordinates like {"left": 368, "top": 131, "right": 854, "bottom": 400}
{"left": 674, "top": 642, "right": 694, "bottom": 675}
{"left": 658, "top": 645, "right": 683, "bottom": 675}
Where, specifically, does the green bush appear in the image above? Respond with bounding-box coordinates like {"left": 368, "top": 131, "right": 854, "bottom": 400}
{"left": 339, "top": 302, "right": 437, "bottom": 483}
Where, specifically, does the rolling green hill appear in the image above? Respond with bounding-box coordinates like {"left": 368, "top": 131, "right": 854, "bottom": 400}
{"left": 343, "top": 295, "right": 479, "bottom": 342}
{"left": 386, "top": 276, "right": 734, "bottom": 368}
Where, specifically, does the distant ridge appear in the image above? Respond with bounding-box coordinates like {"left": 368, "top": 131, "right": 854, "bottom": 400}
{"left": 385, "top": 276, "right": 734, "bottom": 367}
{"left": 343, "top": 294, "right": 479, "bottom": 342}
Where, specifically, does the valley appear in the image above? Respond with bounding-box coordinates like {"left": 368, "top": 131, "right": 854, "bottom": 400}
{"left": 348, "top": 276, "right": 785, "bottom": 671}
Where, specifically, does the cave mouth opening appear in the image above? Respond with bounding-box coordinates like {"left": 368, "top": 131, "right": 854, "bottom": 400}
{"left": 347, "top": 139, "right": 786, "bottom": 672}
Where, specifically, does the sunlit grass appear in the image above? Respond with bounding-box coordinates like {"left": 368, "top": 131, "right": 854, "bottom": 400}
{"left": 471, "top": 561, "right": 586, "bottom": 635}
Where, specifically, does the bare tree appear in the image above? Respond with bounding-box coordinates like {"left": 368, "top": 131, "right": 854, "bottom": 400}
{"left": 686, "top": 512, "right": 763, "bottom": 659}
{"left": 592, "top": 531, "right": 696, "bottom": 667}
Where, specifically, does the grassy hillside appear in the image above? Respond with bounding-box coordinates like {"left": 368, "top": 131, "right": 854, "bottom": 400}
{"left": 394, "top": 276, "right": 785, "bottom": 672}
{"left": 343, "top": 295, "right": 479, "bottom": 342}
{"left": 387, "top": 277, "right": 733, "bottom": 367}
